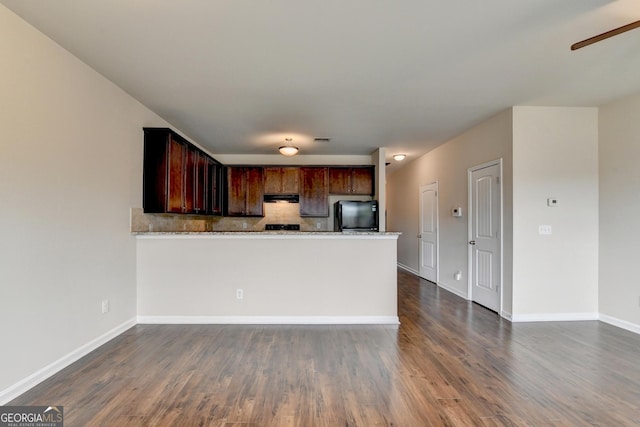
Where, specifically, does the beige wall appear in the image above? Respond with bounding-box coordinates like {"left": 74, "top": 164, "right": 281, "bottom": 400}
{"left": 512, "top": 107, "right": 599, "bottom": 320}
{"left": 387, "top": 109, "right": 513, "bottom": 315}
{"left": 599, "top": 92, "right": 640, "bottom": 331}
{"left": 0, "top": 4, "right": 171, "bottom": 399}
{"left": 388, "top": 106, "right": 601, "bottom": 321}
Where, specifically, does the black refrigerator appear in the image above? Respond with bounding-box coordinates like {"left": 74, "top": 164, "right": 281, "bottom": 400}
{"left": 334, "top": 200, "right": 379, "bottom": 231}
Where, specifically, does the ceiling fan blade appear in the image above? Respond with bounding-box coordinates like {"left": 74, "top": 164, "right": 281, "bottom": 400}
{"left": 571, "top": 19, "right": 640, "bottom": 50}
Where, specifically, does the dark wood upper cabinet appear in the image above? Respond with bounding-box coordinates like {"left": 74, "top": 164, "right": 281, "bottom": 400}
{"left": 143, "top": 129, "right": 188, "bottom": 214}
{"left": 225, "top": 166, "right": 264, "bottom": 216}
{"left": 183, "top": 148, "right": 197, "bottom": 213}
{"left": 144, "top": 129, "right": 373, "bottom": 218}
{"left": 207, "top": 160, "right": 223, "bottom": 215}
{"left": 350, "top": 167, "right": 375, "bottom": 195}
{"left": 299, "top": 167, "right": 329, "bottom": 217}
{"left": 143, "top": 128, "right": 223, "bottom": 215}
{"left": 264, "top": 167, "right": 300, "bottom": 194}
{"left": 166, "top": 135, "right": 187, "bottom": 213}
{"left": 192, "top": 151, "right": 209, "bottom": 214}
{"left": 328, "top": 167, "right": 350, "bottom": 195}
{"left": 226, "top": 167, "right": 245, "bottom": 216}
{"left": 329, "top": 166, "right": 374, "bottom": 195}
{"left": 245, "top": 167, "right": 264, "bottom": 216}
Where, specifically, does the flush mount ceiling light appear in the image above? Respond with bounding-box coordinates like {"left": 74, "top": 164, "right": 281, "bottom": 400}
{"left": 278, "top": 138, "right": 299, "bottom": 156}
{"left": 393, "top": 154, "right": 406, "bottom": 161}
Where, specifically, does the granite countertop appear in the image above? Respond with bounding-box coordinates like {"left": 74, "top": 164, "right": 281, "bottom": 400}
{"left": 133, "top": 231, "right": 401, "bottom": 237}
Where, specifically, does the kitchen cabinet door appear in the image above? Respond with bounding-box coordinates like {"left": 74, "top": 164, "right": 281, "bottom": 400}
{"left": 299, "top": 167, "right": 329, "bottom": 217}
{"left": 350, "top": 167, "right": 374, "bottom": 195}
{"left": 263, "top": 167, "right": 282, "bottom": 194}
{"left": 207, "top": 159, "right": 223, "bottom": 215}
{"left": 192, "top": 150, "right": 209, "bottom": 214}
{"left": 280, "top": 167, "right": 300, "bottom": 194}
{"left": 166, "top": 135, "right": 187, "bottom": 213}
{"left": 329, "top": 166, "right": 374, "bottom": 195}
{"left": 264, "top": 167, "right": 299, "bottom": 194}
{"left": 244, "top": 167, "right": 264, "bottom": 216}
{"left": 226, "top": 166, "right": 264, "bottom": 216}
{"left": 226, "top": 167, "right": 246, "bottom": 216}
{"left": 183, "top": 148, "right": 197, "bottom": 213}
{"left": 328, "top": 167, "right": 351, "bottom": 194}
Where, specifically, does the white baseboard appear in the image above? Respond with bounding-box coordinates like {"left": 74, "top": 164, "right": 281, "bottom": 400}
{"left": 0, "top": 318, "right": 136, "bottom": 405}
{"left": 511, "top": 312, "right": 599, "bottom": 322}
{"left": 437, "top": 281, "right": 469, "bottom": 300}
{"left": 397, "top": 263, "right": 420, "bottom": 276}
{"left": 500, "top": 310, "right": 513, "bottom": 321}
{"left": 599, "top": 314, "right": 640, "bottom": 335}
{"left": 137, "top": 315, "right": 400, "bottom": 325}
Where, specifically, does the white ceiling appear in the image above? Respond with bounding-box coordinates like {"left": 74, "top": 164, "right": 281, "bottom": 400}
{"left": 3, "top": 0, "right": 640, "bottom": 168}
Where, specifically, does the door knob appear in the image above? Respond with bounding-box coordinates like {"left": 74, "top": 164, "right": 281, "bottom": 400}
{"left": 469, "top": 240, "right": 476, "bottom": 245}
{"left": 417, "top": 234, "right": 422, "bottom": 238}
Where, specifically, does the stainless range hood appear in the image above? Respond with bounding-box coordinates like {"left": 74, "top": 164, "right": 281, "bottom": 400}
{"left": 264, "top": 194, "right": 299, "bottom": 203}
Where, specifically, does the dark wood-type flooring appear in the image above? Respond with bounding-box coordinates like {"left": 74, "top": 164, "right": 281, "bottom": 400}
{"left": 11, "top": 269, "right": 640, "bottom": 426}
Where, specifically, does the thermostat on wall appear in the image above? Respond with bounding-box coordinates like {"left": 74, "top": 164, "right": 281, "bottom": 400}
{"left": 452, "top": 207, "right": 462, "bottom": 217}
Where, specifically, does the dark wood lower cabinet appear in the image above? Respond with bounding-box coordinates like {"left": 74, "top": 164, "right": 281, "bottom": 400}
{"left": 299, "top": 167, "right": 329, "bottom": 217}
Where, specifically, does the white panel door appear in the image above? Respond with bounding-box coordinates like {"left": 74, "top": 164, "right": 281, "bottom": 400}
{"left": 469, "top": 163, "right": 501, "bottom": 312}
{"left": 419, "top": 183, "right": 438, "bottom": 282}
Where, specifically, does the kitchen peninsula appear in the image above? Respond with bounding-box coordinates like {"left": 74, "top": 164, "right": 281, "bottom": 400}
{"left": 135, "top": 230, "right": 400, "bottom": 325}
{"left": 137, "top": 128, "right": 397, "bottom": 324}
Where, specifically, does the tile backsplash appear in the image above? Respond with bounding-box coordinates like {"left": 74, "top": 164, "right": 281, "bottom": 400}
{"left": 131, "top": 204, "right": 330, "bottom": 232}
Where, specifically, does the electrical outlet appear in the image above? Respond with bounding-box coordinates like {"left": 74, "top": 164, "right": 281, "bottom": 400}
{"left": 242, "top": 222, "right": 247, "bottom": 229}
{"left": 236, "top": 289, "right": 244, "bottom": 300}
{"left": 316, "top": 223, "right": 322, "bottom": 230}
{"left": 101, "top": 299, "right": 109, "bottom": 314}
{"left": 538, "top": 225, "right": 552, "bottom": 235}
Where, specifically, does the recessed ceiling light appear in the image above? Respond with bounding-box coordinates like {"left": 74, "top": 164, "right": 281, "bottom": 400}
{"left": 393, "top": 154, "right": 406, "bottom": 161}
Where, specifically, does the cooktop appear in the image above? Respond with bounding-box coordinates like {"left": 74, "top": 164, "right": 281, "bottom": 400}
{"left": 264, "top": 224, "right": 301, "bottom": 231}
